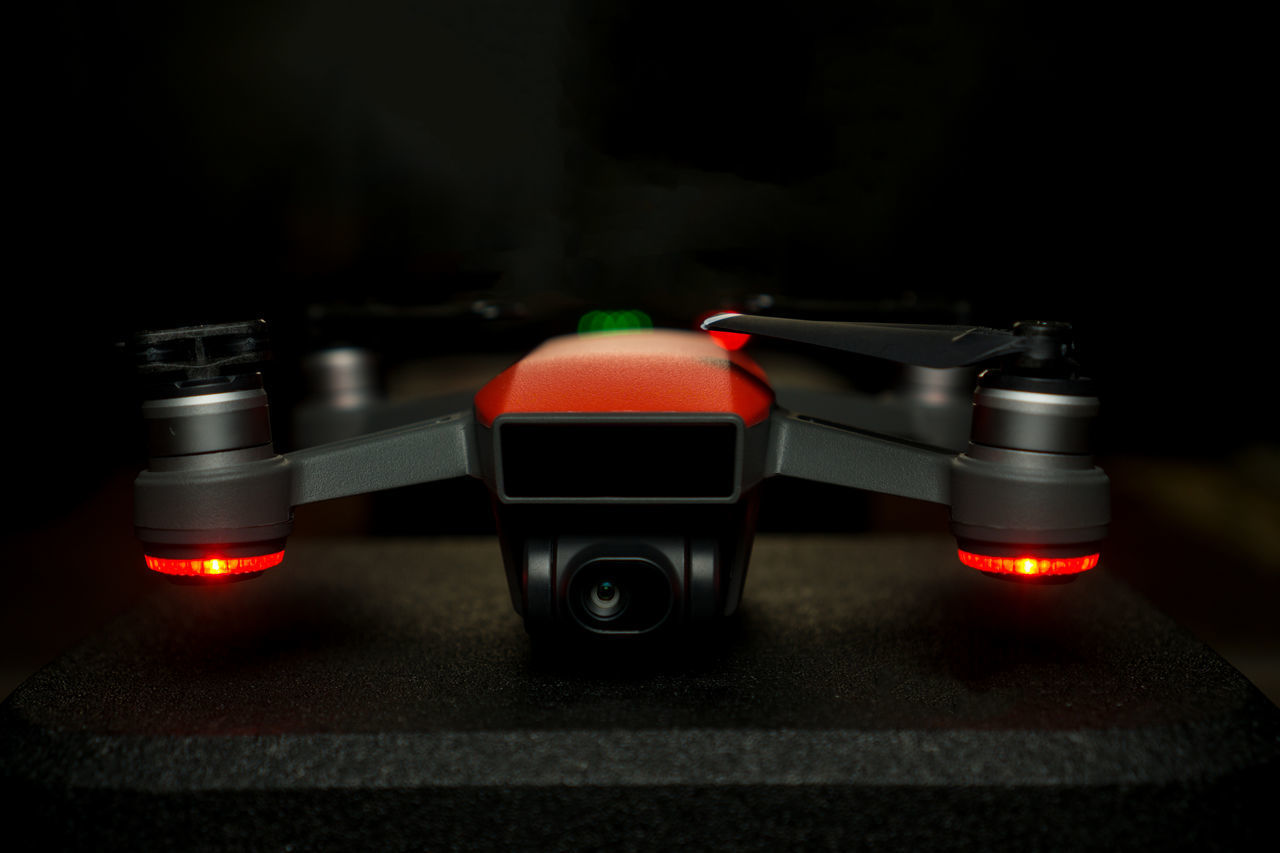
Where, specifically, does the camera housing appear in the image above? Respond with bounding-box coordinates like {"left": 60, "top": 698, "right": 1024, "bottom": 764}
{"left": 482, "top": 412, "right": 767, "bottom": 635}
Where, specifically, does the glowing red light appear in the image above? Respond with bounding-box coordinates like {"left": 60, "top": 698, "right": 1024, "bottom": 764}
{"left": 709, "top": 328, "right": 750, "bottom": 351}
{"left": 144, "top": 551, "right": 285, "bottom": 577}
{"left": 958, "top": 550, "right": 1099, "bottom": 577}
{"left": 698, "top": 312, "right": 751, "bottom": 351}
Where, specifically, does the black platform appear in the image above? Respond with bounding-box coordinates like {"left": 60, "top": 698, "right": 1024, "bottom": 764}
{"left": 2, "top": 535, "right": 1277, "bottom": 850}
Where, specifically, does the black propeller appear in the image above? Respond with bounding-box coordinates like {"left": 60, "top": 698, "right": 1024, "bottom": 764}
{"left": 701, "top": 313, "right": 1073, "bottom": 371}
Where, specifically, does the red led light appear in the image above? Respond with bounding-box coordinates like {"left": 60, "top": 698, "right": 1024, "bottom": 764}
{"left": 699, "top": 312, "right": 751, "bottom": 351}
{"left": 144, "top": 551, "right": 285, "bottom": 577}
{"left": 958, "top": 550, "right": 1099, "bottom": 577}
{"left": 708, "top": 328, "right": 750, "bottom": 351}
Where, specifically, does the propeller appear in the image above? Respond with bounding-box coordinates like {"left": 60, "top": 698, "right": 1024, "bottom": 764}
{"left": 701, "top": 313, "right": 1073, "bottom": 371}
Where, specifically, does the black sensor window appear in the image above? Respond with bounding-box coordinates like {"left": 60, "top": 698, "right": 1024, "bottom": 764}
{"left": 499, "top": 422, "right": 737, "bottom": 499}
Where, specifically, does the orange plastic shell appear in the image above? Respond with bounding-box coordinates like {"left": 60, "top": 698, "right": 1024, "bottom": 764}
{"left": 473, "top": 330, "right": 774, "bottom": 427}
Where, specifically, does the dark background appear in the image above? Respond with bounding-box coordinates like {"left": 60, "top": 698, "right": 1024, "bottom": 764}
{"left": 5, "top": 2, "right": 1275, "bottom": 700}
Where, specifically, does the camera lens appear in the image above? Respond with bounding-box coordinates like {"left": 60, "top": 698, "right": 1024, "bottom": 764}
{"left": 586, "top": 579, "right": 625, "bottom": 619}
{"left": 568, "top": 557, "right": 674, "bottom": 634}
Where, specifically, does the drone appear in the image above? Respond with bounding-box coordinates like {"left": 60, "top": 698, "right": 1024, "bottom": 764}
{"left": 130, "top": 313, "right": 1109, "bottom": 636}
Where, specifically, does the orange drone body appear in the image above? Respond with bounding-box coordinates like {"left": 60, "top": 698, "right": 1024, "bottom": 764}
{"left": 472, "top": 330, "right": 774, "bottom": 428}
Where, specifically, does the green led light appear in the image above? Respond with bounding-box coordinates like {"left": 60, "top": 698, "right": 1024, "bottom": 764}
{"left": 577, "top": 310, "right": 653, "bottom": 335}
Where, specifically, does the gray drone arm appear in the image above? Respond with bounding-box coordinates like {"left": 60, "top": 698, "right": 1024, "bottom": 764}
{"left": 766, "top": 409, "right": 952, "bottom": 505}
{"left": 765, "top": 407, "right": 1110, "bottom": 560}
{"left": 711, "top": 312, "right": 1110, "bottom": 569}
{"left": 134, "top": 411, "right": 479, "bottom": 555}
{"left": 288, "top": 411, "right": 479, "bottom": 506}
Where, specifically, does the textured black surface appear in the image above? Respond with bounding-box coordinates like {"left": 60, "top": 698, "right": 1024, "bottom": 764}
{"left": 3, "top": 535, "right": 1278, "bottom": 850}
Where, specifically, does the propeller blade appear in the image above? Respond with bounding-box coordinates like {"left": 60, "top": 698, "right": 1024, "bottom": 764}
{"left": 701, "top": 313, "right": 1028, "bottom": 368}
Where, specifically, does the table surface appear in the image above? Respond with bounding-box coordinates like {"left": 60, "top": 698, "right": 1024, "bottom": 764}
{"left": 4, "top": 534, "right": 1277, "bottom": 850}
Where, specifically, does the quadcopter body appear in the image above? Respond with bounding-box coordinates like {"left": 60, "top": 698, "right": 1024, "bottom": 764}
{"left": 131, "top": 317, "right": 1109, "bottom": 636}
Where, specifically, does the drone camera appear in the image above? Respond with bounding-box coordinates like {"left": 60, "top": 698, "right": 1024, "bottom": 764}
{"left": 521, "top": 535, "right": 723, "bottom": 635}
{"left": 566, "top": 556, "right": 676, "bottom": 633}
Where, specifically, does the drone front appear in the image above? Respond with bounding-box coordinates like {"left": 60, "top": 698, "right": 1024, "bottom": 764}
{"left": 129, "top": 316, "right": 1109, "bottom": 638}
{"left": 470, "top": 330, "right": 774, "bottom": 634}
